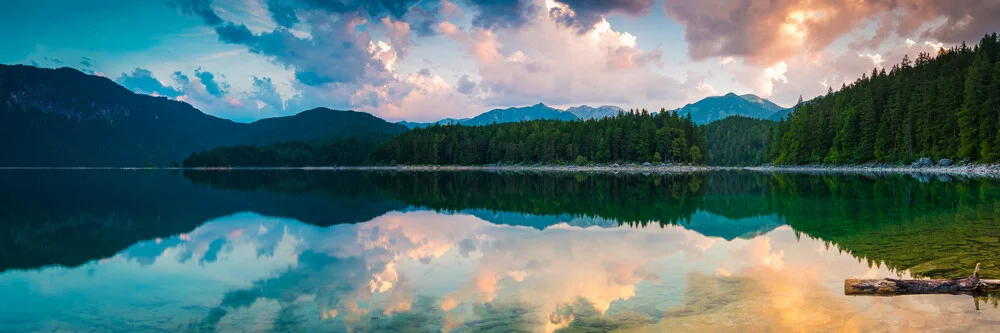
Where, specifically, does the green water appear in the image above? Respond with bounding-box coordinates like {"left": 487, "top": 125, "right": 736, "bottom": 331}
{"left": 2, "top": 170, "right": 1000, "bottom": 332}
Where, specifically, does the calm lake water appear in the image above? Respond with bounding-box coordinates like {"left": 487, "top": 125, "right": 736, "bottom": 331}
{"left": 2, "top": 170, "right": 1000, "bottom": 332}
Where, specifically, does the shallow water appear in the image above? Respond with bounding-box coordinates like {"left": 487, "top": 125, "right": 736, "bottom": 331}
{"left": 2, "top": 170, "right": 1000, "bottom": 332}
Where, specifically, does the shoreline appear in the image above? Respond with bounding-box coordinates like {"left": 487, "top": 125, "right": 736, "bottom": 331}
{"left": 4, "top": 164, "right": 1000, "bottom": 176}
{"left": 748, "top": 164, "right": 1000, "bottom": 177}
{"left": 310, "top": 164, "right": 724, "bottom": 173}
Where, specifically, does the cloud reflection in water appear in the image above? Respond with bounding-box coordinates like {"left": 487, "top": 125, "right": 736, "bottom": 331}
{"left": 1, "top": 209, "right": 998, "bottom": 332}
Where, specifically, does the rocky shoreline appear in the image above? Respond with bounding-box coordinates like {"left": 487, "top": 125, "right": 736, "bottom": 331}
{"left": 301, "top": 163, "right": 722, "bottom": 173}
{"left": 317, "top": 161, "right": 1000, "bottom": 177}
{"left": 21, "top": 160, "right": 1000, "bottom": 177}
{"left": 748, "top": 163, "right": 1000, "bottom": 177}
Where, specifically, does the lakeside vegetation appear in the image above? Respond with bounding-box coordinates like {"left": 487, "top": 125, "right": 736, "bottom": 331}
{"left": 182, "top": 136, "right": 388, "bottom": 167}
{"left": 769, "top": 33, "right": 1000, "bottom": 164}
{"left": 368, "top": 110, "right": 706, "bottom": 165}
{"left": 703, "top": 116, "right": 775, "bottom": 166}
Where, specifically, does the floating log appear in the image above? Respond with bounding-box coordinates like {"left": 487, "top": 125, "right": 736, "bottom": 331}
{"left": 845, "top": 263, "right": 1000, "bottom": 296}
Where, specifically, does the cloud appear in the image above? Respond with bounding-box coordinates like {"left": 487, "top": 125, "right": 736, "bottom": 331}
{"left": 80, "top": 57, "right": 93, "bottom": 67}
{"left": 114, "top": 66, "right": 288, "bottom": 121}
{"left": 265, "top": 0, "right": 298, "bottom": 28}
{"left": 194, "top": 68, "right": 230, "bottom": 97}
{"left": 899, "top": 1, "right": 1000, "bottom": 45}
{"left": 758, "top": 61, "right": 788, "bottom": 97}
{"left": 457, "top": 74, "right": 477, "bottom": 95}
{"left": 116, "top": 68, "right": 183, "bottom": 98}
{"left": 173, "top": 0, "right": 686, "bottom": 121}
{"left": 439, "top": 7, "right": 710, "bottom": 109}
{"left": 252, "top": 76, "right": 283, "bottom": 111}
{"left": 726, "top": 37, "right": 947, "bottom": 105}
{"left": 550, "top": 0, "right": 655, "bottom": 32}
{"left": 351, "top": 68, "right": 483, "bottom": 121}
{"left": 662, "top": 0, "right": 1000, "bottom": 67}
{"left": 466, "top": 0, "right": 536, "bottom": 30}
{"left": 169, "top": 0, "right": 460, "bottom": 120}
{"left": 215, "top": 23, "right": 256, "bottom": 44}
{"left": 401, "top": 2, "right": 442, "bottom": 36}
{"left": 214, "top": 14, "right": 393, "bottom": 87}
{"left": 382, "top": 17, "right": 413, "bottom": 56}
{"left": 168, "top": 0, "right": 223, "bottom": 26}
{"left": 258, "top": 0, "right": 432, "bottom": 28}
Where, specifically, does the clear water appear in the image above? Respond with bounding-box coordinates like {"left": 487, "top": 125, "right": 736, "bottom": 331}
{"left": 2, "top": 170, "right": 1000, "bottom": 332}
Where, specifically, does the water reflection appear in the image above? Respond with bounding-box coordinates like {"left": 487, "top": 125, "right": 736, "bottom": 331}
{"left": 4, "top": 209, "right": 1000, "bottom": 332}
{"left": 188, "top": 170, "right": 1000, "bottom": 279}
{"left": 2, "top": 170, "right": 1000, "bottom": 331}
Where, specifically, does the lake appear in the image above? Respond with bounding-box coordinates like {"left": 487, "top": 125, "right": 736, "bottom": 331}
{"left": 2, "top": 170, "right": 1000, "bottom": 332}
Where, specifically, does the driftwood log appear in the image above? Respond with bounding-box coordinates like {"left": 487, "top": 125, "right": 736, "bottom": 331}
{"left": 845, "top": 263, "right": 1000, "bottom": 296}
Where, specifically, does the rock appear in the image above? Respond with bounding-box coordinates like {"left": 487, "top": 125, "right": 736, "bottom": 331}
{"left": 642, "top": 162, "right": 652, "bottom": 167}
{"left": 937, "top": 158, "right": 953, "bottom": 167}
{"left": 911, "top": 157, "right": 933, "bottom": 168}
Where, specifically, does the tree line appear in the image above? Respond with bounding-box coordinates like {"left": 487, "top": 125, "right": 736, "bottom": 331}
{"left": 183, "top": 138, "right": 382, "bottom": 167}
{"left": 703, "top": 116, "right": 775, "bottom": 166}
{"left": 769, "top": 33, "right": 1000, "bottom": 164}
{"left": 367, "top": 109, "right": 706, "bottom": 165}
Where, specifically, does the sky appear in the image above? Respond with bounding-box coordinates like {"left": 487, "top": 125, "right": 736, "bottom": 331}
{"left": 1, "top": 0, "right": 997, "bottom": 122}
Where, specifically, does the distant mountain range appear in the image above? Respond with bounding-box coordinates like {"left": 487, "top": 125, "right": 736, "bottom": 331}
{"left": 0, "top": 65, "right": 405, "bottom": 166}
{"left": 673, "top": 92, "right": 788, "bottom": 124}
{"left": 401, "top": 94, "right": 789, "bottom": 129}
{"left": 400, "top": 103, "right": 594, "bottom": 129}
{"left": 565, "top": 105, "right": 624, "bottom": 120}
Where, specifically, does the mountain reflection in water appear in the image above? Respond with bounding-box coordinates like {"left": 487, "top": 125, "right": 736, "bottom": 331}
{"left": 2, "top": 170, "right": 1000, "bottom": 332}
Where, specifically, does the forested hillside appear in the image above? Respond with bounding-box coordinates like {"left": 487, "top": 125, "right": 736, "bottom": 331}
{"left": 0, "top": 65, "right": 405, "bottom": 166}
{"left": 769, "top": 33, "right": 1000, "bottom": 164}
{"left": 704, "top": 116, "right": 776, "bottom": 166}
{"left": 182, "top": 137, "right": 386, "bottom": 167}
{"left": 368, "top": 109, "right": 706, "bottom": 165}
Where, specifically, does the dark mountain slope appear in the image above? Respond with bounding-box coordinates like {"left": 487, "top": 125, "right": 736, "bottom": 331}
{"left": 240, "top": 107, "right": 406, "bottom": 145}
{"left": 0, "top": 65, "right": 404, "bottom": 166}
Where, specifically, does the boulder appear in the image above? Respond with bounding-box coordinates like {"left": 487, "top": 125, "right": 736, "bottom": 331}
{"left": 911, "top": 157, "right": 933, "bottom": 168}
{"left": 937, "top": 158, "right": 953, "bottom": 167}
{"left": 642, "top": 162, "right": 652, "bottom": 167}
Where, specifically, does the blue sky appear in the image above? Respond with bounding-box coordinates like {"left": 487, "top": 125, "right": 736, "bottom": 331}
{"left": 2, "top": 0, "right": 995, "bottom": 122}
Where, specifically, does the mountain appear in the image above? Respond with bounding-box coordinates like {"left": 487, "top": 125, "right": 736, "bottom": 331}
{"left": 768, "top": 108, "right": 793, "bottom": 121}
{"left": 399, "top": 118, "right": 467, "bottom": 129}
{"left": 399, "top": 103, "right": 579, "bottom": 128}
{"left": 565, "top": 105, "right": 624, "bottom": 119}
{"left": 239, "top": 107, "right": 406, "bottom": 145}
{"left": 0, "top": 65, "right": 405, "bottom": 166}
{"left": 674, "top": 92, "right": 788, "bottom": 124}
{"left": 738, "top": 94, "right": 785, "bottom": 114}
{"left": 463, "top": 103, "right": 578, "bottom": 125}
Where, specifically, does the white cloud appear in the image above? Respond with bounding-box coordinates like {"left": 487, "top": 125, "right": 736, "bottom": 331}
{"left": 757, "top": 61, "right": 788, "bottom": 97}
{"left": 438, "top": 2, "right": 712, "bottom": 110}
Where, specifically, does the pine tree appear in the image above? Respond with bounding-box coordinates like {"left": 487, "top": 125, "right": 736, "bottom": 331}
{"left": 958, "top": 56, "right": 984, "bottom": 160}
{"left": 768, "top": 34, "right": 1000, "bottom": 165}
